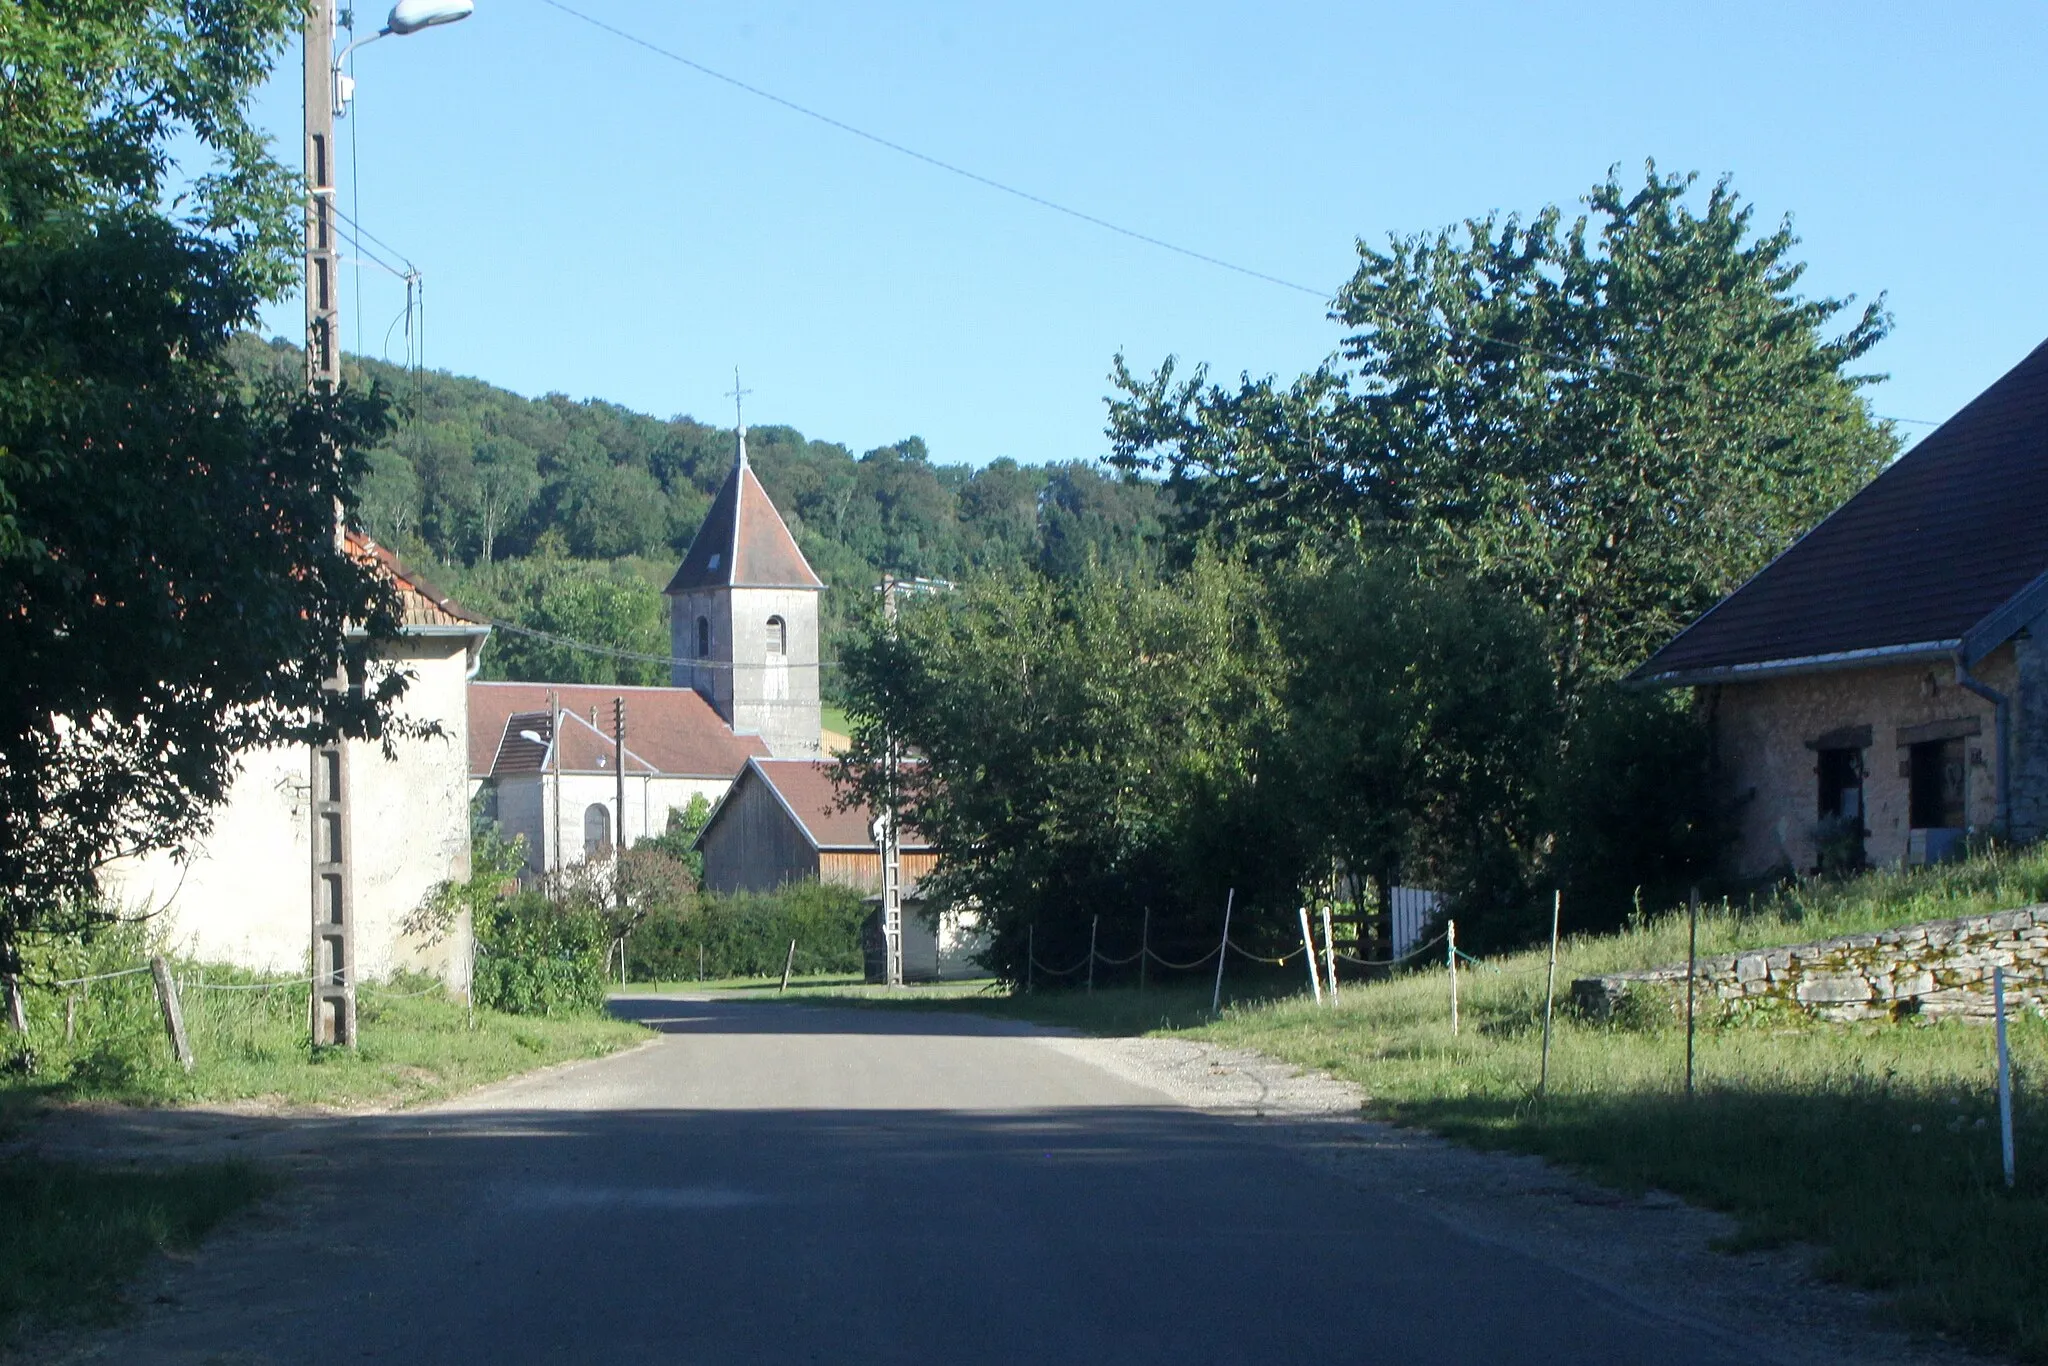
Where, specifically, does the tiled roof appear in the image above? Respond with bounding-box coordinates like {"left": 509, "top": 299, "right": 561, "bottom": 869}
{"left": 664, "top": 450, "right": 823, "bottom": 594}
{"left": 1636, "top": 336, "right": 2048, "bottom": 682}
{"left": 715, "top": 758, "right": 931, "bottom": 852}
{"left": 344, "top": 531, "right": 487, "bottom": 631}
{"left": 468, "top": 682, "right": 768, "bottom": 779}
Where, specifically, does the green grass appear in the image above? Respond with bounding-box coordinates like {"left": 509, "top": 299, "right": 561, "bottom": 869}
{"left": 3, "top": 957, "right": 645, "bottom": 1114}
{"left": 820, "top": 704, "right": 852, "bottom": 738}
{"left": 0, "top": 1156, "right": 273, "bottom": 1347}
{"left": 832, "top": 851, "right": 2048, "bottom": 1361}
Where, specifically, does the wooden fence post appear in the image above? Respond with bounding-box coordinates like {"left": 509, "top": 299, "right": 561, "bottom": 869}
{"left": 1298, "top": 906, "right": 1323, "bottom": 1004}
{"left": 780, "top": 939, "right": 797, "bottom": 994}
{"left": 1447, "top": 920, "right": 1460, "bottom": 1036}
{"left": 150, "top": 955, "right": 194, "bottom": 1072}
{"left": 3, "top": 974, "right": 25, "bottom": 1035}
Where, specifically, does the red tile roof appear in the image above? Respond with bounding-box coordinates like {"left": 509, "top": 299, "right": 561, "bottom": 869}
{"left": 664, "top": 453, "right": 823, "bottom": 594}
{"left": 468, "top": 682, "right": 767, "bottom": 779}
{"left": 1637, "top": 336, "right": 2048, "bottom": 682}
{"left": 344, "top": 531, "right": 487, "bottom": 630}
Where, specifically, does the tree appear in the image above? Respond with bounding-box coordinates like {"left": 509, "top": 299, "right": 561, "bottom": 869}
{"left": 464, "top": 438, "right": 539, "bottom": 567}
{"left": 1109, "top": 163, "right": 1897, "bottom": 686}
{"left": 469, "top": 557, "right": 666, "bottom": 686}
{"left": 0, "top": 2, "right": 410, "bottom": 973}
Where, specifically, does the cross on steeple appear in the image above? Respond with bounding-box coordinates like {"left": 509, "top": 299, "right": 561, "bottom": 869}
{"left": 726, "top": 367, "right": 754, "bottom": 469}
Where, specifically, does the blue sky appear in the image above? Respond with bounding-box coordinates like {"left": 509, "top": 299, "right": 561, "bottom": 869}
{"left": 252, "top": 0, "right": 2047, "bottom": 466}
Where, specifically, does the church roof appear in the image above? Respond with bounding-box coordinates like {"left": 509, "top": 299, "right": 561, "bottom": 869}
{"left": 665, "top": 441, "right": 823, "bottom": 595}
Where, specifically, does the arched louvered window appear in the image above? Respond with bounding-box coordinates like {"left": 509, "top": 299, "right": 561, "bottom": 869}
{"left": 583, "top": 803, "right": 612, "bottom": 857}
{"left": 765, "top": 615, "right": 787, "bottom": 656}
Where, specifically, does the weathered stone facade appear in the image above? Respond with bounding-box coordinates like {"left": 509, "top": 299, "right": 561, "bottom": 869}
{"left": 1572, "top": 905, "right": 2048, "bottom": 1025}
{"left": 1707, "top": 646, "right": 2017, "bottom": 878}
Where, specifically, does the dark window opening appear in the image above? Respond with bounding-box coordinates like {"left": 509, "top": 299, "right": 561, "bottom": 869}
{"left": 696, "top": 616, "right": 710, "bottom": 658}
{"left": 1817, "top": 747, "right": 1863, "bottom": 824}
{"left": 1909, "top": 738, "right": 1967, "bottom": 829}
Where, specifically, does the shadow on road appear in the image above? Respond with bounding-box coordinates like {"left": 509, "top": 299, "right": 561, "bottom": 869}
{"left": 605, "top": 992, "right": 1054, "bottom": 1039}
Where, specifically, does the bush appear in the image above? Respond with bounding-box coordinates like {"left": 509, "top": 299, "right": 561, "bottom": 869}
{"left": 627, "top": 880, "right": 867, "bottom": 981}
{"left": 473, "top": 892, "right": 609, "bottom": 1016}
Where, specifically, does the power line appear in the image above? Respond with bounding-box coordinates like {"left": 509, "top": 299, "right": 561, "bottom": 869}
{"left": 533, "top": 0, "right": 1326, "bottom": 298}
{"left": 526, "top": 5, "right": 1941, "bottom": 435}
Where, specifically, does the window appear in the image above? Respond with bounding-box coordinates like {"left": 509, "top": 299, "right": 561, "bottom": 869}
{"left": 696, "top": 616, "right": 710, "bottom": 658}
{"left": 583, "top": 803, "right": 612, "bottom": 857}
{"left": 765, "top": 615, "right": 787, "bottom": 656}
{"left": 1909, "top": 739, "right": 1967, "bottom": 830}
{"left": 1817, "top": 748, "right": 1863, "bottom": 823}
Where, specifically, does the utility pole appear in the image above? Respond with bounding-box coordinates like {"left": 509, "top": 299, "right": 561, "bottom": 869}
{"left": 305, "top": 0, "right": 354, "bottom": 1047}
{"left": 613, "top": 697, "right": 627, "bottom": 881}
{"left": 878, "top": 577, "right": 904, "bottom": 988}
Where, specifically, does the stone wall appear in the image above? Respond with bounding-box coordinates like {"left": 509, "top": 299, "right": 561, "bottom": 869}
{"left": 1571, "top": 906, "right": 2048, "bottom": 1025}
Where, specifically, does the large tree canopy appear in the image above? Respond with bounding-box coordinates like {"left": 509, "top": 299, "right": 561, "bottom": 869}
{"left": 1108, "top": 164, "right": 1898, "bottom": 685}
{"left": 0, "top": 2, "right": 405, "bottom": 964}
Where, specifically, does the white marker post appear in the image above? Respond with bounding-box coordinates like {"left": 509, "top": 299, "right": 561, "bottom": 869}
{"left": 1447, "top": 919, "right": 1460, "bottom": 1036}
{"left": 1995, "top": 966, "right": 2015, "bottom": 1190}
{"left": 1298, "top": 906, "right": 1323, "bottom": 1004}
{"left": 1539, "top": 891, "right": 1560, "bottom": 1100}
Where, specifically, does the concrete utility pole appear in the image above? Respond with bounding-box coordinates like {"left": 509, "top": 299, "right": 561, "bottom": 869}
{"left": 304, "top": 0, "right": 356, "bottom": 1047}
{"left": 878, "top": 578, "right": 904, "bottom": 988}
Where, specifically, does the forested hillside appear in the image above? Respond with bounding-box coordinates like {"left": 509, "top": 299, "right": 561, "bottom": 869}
{"left": 227, "top": 336, "right": 1166, "bottom": 694}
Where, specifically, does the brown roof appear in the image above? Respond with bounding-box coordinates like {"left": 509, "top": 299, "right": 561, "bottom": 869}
{"left": 1636, "top": 336, "right": 2048, "bottom": 683}
{"left": 664, "top": 450, "right": 823, "bottom": 594}
{"left": 468, "top": 682, "right": 767, "bottom": 779}
{"left": 345, "top": 531, "right": 488, "bottom": 631}
{"left": 710, "top": 758, "right": 932, "bottom": 852}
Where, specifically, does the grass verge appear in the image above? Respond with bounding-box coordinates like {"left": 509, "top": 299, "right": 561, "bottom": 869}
{"left": 0, "top": 1155, "right": 273, "bottom": 1348}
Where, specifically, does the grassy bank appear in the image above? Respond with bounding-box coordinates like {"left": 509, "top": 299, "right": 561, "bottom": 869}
{"left": 859, "top": 854, "right": 2048, "bottom": 1361}
{"left": 0, "top": 1156, "right": 272, "bottom": 1349}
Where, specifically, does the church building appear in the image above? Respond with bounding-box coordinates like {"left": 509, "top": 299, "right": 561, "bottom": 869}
{"left": 664, "top": 418, "right": 825, "bottom": 759}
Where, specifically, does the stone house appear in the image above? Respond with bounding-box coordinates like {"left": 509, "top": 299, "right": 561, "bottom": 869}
{"left": 1634, "top": 337, "right": 2048, "bottom": 878}
{"left": 102, "top": 534, "right": 488, "bottom": 986}
{"left": 468, "top": 682, "right": 767, "bottom": 878}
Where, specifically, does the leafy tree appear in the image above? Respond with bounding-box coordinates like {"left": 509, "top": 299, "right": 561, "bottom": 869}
{"left": 1109, "top": 163, "right": 1897, "bottom": 685}
{"left": 642, "top": 794, "right": 713, "bottom": 884}
{"left": 0, "top": 2, "right": 408, "bottom": 973}
{"left": 467, "top": 556, "right": 665, "bottom": 686}
{"left": 835, "top": 556, "right": 1298, "bottom": 982}
{"left": 463, "top": 438, "right": 539, "bottom": 567}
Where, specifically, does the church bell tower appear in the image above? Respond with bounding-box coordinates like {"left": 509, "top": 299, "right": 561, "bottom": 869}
{"left": 665, "top": 379, "right": 824, "bottom": 757}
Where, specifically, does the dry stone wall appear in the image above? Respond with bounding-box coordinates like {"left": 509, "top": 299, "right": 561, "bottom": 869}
{"left": 1571, "top": 906, "right": 2048, "bottom": 1025}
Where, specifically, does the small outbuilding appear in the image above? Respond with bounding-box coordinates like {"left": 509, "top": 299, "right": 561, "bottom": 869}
{"left": 1634, "top": 336, "right": 2048, "bottom": 878}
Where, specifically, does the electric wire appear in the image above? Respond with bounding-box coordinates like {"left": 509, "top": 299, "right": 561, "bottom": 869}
{"left": 533, "top": 0, "right": 1325, "bottom": 298}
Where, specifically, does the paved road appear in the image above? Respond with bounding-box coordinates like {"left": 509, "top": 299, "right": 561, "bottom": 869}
{"left": 74, "top": 996, "right": 1782, "bottom": 1364}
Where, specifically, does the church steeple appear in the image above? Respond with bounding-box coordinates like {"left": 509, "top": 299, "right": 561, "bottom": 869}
{"left": 665, "top": 374, "right": 823, "bottom": 757}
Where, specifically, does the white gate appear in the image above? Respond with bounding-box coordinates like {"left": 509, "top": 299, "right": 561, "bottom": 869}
{"left": 1389, "top": 886, "right": 1441, "bottom": 957}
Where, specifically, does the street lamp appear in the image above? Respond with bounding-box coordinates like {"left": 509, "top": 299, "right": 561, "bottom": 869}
{"left": 334, "top": 0, "right": 475, "bottom": 116}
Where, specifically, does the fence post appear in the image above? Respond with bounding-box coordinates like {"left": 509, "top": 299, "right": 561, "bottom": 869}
{"left": 1026, "top": 924, "right": 1035, "bottom": 995}
{"left": 150, "top": 955, "right": 194, "bottom": 1073}
{"left": 466, "top": 928, "right": 476, "bottom": 1032}
{"left": 1087, "top": 915, "right": 1098, "bottom": 994}
{"left": 1298, "top": 906, "right": 1323, "bottom": 1004}
{"left": 1685, "top": 886, "right": 1699, "bottom": 1099}
{"left": 1447, "top": 920, "right": 1459, "bottom": 1036}
{"left": 1539, "top": 891, "right": 1560, "bottom": 1100}
{"left": 2, "top": 974, "right": 24, "bottom": 1035}
{"left": 1211, "top": 889, "right": 1235, "bottom": 1016}
{"left": 1321, "top": 903, "right": 1339, "bottom": 1006}
{"left": 780, "top": 939, "right": 797, "bottom": 994}
{"left": 1138, "top": 907, "right": 1150, "bottom": 997}
{"left": 1996, "top": 965, "right": 2016, "bottom": 1190}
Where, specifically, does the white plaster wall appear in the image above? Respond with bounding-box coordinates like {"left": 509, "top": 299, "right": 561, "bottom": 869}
{"left": 1712, "top": 646, "right": 2014, "bottom": 878}
{"left": 508, "top": 771, "right": 733, "bottom": 875}
{"left": 728, "top": 586, "right": 820, "bottom": 757}
{"left": 101, "top": 636, "right": 477, "bottom": 990}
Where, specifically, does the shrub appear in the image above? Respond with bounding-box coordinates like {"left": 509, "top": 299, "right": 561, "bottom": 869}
{"left": 473, "top": 892, "right": 608, "bottom": 1016}
{"left": 627, "top": 880, "right": 867, "bottom": 981}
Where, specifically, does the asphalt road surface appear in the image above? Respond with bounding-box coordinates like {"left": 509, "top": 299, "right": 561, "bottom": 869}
{"left": 72, "top": 996, "right": 1790, "bottom": 1364}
